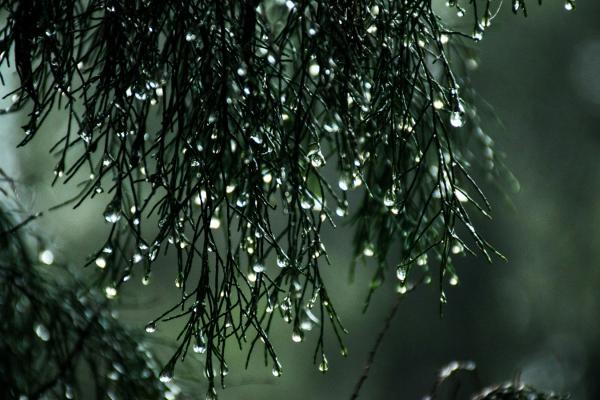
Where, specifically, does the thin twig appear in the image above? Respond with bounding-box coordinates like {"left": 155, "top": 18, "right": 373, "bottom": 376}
{"left": 350, "top": 295, "right": 403, "bottom": 400}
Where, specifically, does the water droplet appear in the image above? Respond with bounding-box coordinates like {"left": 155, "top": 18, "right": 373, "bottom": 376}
{"left": 34, "top": 323, "right": 50, "bottom": 341}
{"left": 362, "top": 244, "right": 375, "bottom": 257}
{"left": 193, "top": 342, "right": 207, "bottom": 354}
{"left": 338, "top": 173, "right": 351, "bottom": 191}
{"left": 209, "top": 217, "right": 221, "bottom": 229}
{"left": 103, "top": 200, "right": 121, "bottom": 223}
{"left": 237, "top": 65, "right": 247, "bottom": 77}
{"left": 105, "top": 286, "right": 117, "bottom": 299}
{"left": 291, "top": 328, "right": 303, "bottom": 343}
{"left": 272, "top": 365, "right": 282, "bottom": 377}
{"left": 308, "top": 62, "right": 320, "bottom": 77}
{"left": 276, "top": 256, "right": 289, "bottom": 268}
{"left": 451, "top": 243, "right": 464, "bottom": 254}
{"left": 318, "top": 355, "right": 329, "bottom": 373}
{"left": 95, "top": 256, "right": 107, "bottom": 269}
{"left": 145, "top": 322, "right": 156, "bottom": 333}
{"left": 38, "top": 249, "right": 54, "bottom": 265}
{"left": 307, "top": 145, "right": 325, "bottom": 168}
{"left": 252, "top": 263, "right": 265, "bottom": 273}
{"left": 449, "top": 275, "right": 459, "bottom": 286}
{"left": 205, "top": 388, "right": 217, "bottom": 400}
{"left": 450, "top": 111, "right": 465, "bottom": 128}
{"left": 383, "top": 190, "right": 396, "bottom": 207}
{"left": 396, "top": 267, "right": 407, "bottom": 282}
{"left": 159, "top": 370, "right": 173, "bottom": 383}
{"left": 564, "top": 1, "right": 574, "bottom": 10}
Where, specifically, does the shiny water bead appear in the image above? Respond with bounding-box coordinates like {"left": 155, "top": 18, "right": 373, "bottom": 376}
{"left": 307, "top": 145, "right": 325, "bottom": 168}
{"left": 318, "top": 355, "right": 329, "bottom": 373}
{"left": 105, "top": 285, "right": 117, "bottom": 299}
{"left": 193, "top": 341, "right": 207, "bottom": 354}
{"left": 276, "top": 255, "right": 288, "bottom": 268}
{"left": 38, "top": 249, "right": 54, "bottom": 265}
{"left": 145, "top": 322, "right": 156, "bottom": 333}
{"left": 209, "top": 217, "right": 221, "bottom": 229}
{"left": 159, "top": 370, "right": 173, "bottom": 383}
{"left": 272, "top": 365, "right": 282, "bottom": 377}
{"left": 205, "top": 388, "right": 217, "bottom": 400}
{"left": 103, "top": 200, "right": 122, "bottom": 223}
{"left": 95, "top": 256, "right": 107, "bottom": 269}
{"left": 449, "top": 275, "right": 459, "bottom": 286}
{"left": 291, "top": 328, "right": 303, "bottom": 343}
{"left": 396, "top": 267, "right": 407, "bottom": 282}
{"left": 564, "top": 1, "right": 575, "bottom": 11}
{"left": 34, "top": 323, "right": 50, "bottom": 341}
{"left": 362, "top": 243, "right": 375, "bottom": 257}
{"left": 252, "top": 263, "right": 265, "bottom": 273}
{"left": 338, "top": 172, "right": 352, "bottom": 191}
{"left": 450, "top": 110, "right": 465, "bottom": 128}
{"left": 383, "top": 189, "right": 396, "bottom": 207}
{"left": 451, "top": 243, "right": 464, "bottom": 254}
{"left": 416, "top": 254, "right": 428, "bottom": 266}
{"left": 308, "top": 61, "right": 320, "bottom": 77}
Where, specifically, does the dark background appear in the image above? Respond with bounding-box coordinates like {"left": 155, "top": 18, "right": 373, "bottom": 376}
{"left": 2, "top": 2, "right": 599, "bottom": 399}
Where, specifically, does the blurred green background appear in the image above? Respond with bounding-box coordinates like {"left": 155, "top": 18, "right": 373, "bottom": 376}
{"left": 2, "top": 2, "right": 599, "bottom": 399}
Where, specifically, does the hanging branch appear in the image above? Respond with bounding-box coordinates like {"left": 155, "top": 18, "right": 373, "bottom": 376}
{"left": 0, "top": 0, "right": 574, "bottom": 396}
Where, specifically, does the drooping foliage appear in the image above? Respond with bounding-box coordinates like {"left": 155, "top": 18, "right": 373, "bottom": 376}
{"left": 0, "top": 170, "right": 180, "bottom": 399}
{"left": 0, "top": 0, "right": 575, "bottom": 397}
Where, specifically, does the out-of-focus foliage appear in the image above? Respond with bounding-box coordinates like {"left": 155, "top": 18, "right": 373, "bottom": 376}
{"left": 0, "top": 170, "right": 179, "bottom": 399}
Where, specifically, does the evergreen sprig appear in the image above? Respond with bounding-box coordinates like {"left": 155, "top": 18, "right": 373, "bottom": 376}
{"left": 0, "top": 170, "right": 180, "bottom": 400}
{"left": 0, "top": 0, "right": 574, "bottom": 395}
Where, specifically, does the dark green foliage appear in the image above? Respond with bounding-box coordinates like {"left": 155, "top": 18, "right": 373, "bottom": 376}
{"left": 0, "top": 171, "right": 177, "bottom": 399}
{"left": 0, "top": 0, "right": 574, "bottom": 397}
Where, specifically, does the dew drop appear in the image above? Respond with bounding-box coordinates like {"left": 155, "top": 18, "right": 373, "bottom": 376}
{"left": 291, "top": 329, "right": 303, "bottom": 343}
{"left": 252, "top": 263, "right": 265, "bottom": 273}
{"left": 95, "top": 256, "right": 107, "bottom": 269}
{"left": 38, "top": 249, "right": 54, "bottom": 265}
{"left": 383, "top": 190, "right": 396, "bottom": 207}
{"left": 209, "top": 217, "right": 221, "bottom": 229}
{"left": 308, "top": 62, "right": 320, "bottom": 77}
{"left": 105, "top": 286, "right": 117, "bottom": 299}
{"left": 272, "top": 366, "right": 282, "bottom": 377}
{"left": 193, "top": 342, "right": 207, "bottom": 354}
{"left": 34, "top": 323, "right": 50, "bottom": 342}
{"left": 450, "top": 111, "right": 465, "bottom": 128}
{"left": 205, "top": 388, "right": 217, "bottom": 400}
{"left": 362, "top": 244, "right": 375, "bottom": 257}
{"left": 318, "top": 355, "right": 329, "bottom": 373}
{"left": 159, "top": 370, "right": 173, "bottom": 383}
{"left": 396, "top": 267, "right": 407, "bottom": 282}
{"left": 276, "top": 256, "right": 289, "bottom": 268}
{"left": 145, "top": 322, "right": 156, "bottom": 333}
{"left": 103, "top": 200, "right": 121, "bottom": 223}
